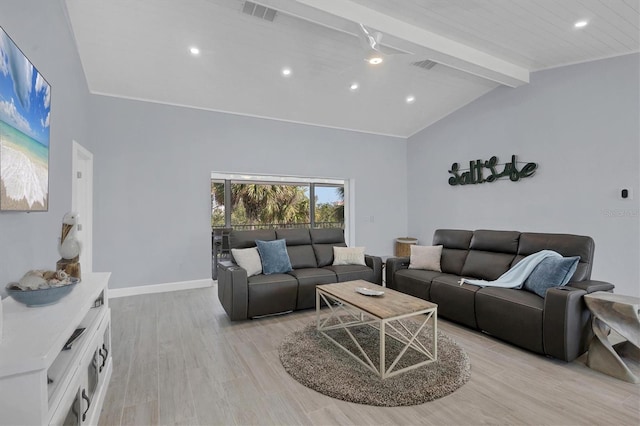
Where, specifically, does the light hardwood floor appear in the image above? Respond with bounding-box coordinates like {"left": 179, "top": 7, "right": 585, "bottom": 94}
{"left": 99, "top": 285, "right": 640, "bottom": 426}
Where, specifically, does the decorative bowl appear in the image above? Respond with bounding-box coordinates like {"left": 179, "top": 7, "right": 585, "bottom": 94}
{"left": 355, "top": 287, "right": 384, "bottom": 296}
{"left": 6, "top": 278, "right": 79, "bottom": 307}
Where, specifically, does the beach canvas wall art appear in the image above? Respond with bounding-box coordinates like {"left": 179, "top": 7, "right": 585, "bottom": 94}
{"left": 0, "top": 26, "right": 50, "bottom": 211}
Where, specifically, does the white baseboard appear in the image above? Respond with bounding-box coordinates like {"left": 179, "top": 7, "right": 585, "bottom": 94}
{"left": 109, "top": 278, "right": 215, "bottom": 298}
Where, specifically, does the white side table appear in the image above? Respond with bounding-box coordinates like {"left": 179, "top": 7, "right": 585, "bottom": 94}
{"left": 584, "top": 291, "right": 639, "bottom": 383}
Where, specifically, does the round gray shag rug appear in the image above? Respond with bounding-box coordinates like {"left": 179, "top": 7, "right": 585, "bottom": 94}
{"left": 279, "top": 320, "right": 471, "bottom": 406}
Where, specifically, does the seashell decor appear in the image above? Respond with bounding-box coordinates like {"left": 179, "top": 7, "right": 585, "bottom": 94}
{"left": 8, "top": 269, "right": 72, "bottom": 291}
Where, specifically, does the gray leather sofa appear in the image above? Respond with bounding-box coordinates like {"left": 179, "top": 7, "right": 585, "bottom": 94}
{"left": 218, "top": 228, "right": 382, "bottom": 320}
{"left": 386, "top": 229, "right": 615, "bottom": 361}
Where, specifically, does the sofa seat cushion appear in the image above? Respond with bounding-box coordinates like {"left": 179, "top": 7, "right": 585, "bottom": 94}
{"left": 247, "top": 274, "right": 298, "bottom": 318}
{"left": 324, "top": 264, "right": 374, "bottom": 283}
{"left": 393, "top": 269, "right": 444, "bottom": 301}
{"left": 475, "top": 287, "right": 544, "bottom": 354}
{"left": 430, "top": 275, "right": 480, "bottom": 329}
{"left": 288, "top": 268, "right": 338, "bottom": 310}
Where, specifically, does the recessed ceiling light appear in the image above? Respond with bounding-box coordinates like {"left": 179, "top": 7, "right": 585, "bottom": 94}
{"left": 189, "top": 47, "right": 200, "bottom": 55}
{"left": 282, "top": 67, "right": 292, "bottom": 76}
{"left": 368, "top": 56, "right": 383, "bottom": 65}
{"left": 406, "top": 95, "right": 416, "bottom": 104}
{"left": 574, "top": 20, "right": 588, "bottom": 28}
{"left": 350, "top": 83, "right": 359, "bottom": 91}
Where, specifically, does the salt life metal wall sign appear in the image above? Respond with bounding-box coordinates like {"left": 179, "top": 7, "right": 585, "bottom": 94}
{"left": 448, "top": 155, "right": 537, "bottom": 186}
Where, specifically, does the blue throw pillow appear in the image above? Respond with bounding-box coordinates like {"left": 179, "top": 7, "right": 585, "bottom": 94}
{"left": 523, "top": 256, "right": 580, "bottom": 298}
{"left": 255, "top": 239, "right": 292, "bottom": 275}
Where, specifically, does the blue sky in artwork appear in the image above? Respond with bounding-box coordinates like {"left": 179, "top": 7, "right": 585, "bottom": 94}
{"left": 0, "top": 27, "right": 50, "bottom": 147}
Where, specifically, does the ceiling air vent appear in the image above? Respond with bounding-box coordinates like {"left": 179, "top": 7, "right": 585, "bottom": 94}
{"left": 412, "top": 59, "right": 438, "bottom": 70}
{"left": 242, "top": 1, "right": 277, "bottom": 22}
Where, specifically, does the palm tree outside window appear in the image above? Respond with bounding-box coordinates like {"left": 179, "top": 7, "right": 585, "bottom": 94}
{"left": 211, "top": 175, "right": 345, "bottom": 231}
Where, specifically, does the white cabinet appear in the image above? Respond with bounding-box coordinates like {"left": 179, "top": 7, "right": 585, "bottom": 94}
{"left": 0, "top": 273, "right": 112, "bottom": 426}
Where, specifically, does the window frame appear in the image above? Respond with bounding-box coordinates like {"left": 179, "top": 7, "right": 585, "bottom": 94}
{"left": 211, "top": 172, "right": 351, "bottom": 243}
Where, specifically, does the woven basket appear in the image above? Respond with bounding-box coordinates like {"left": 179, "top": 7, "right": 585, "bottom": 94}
{"left": 395, "top": 237, "right": 418, "bottom": 257}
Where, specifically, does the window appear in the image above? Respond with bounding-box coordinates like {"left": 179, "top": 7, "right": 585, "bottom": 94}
{"left": 211, "top": 180, "right": 225, "bottom": 227}
{"left": 211, "top": 173, "right": 346, "bottom": 230}
{"left": 313, "top": 185, "right": 344, "bottom": 229}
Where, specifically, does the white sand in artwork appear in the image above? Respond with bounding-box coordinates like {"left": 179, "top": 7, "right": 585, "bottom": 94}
{"left": 1, "top": 142, "right": 48, "bottom": 208}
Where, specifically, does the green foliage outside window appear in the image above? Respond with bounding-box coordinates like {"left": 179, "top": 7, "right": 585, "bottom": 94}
{"left": 211, "top": 181, "right": 343, "bottom": 229}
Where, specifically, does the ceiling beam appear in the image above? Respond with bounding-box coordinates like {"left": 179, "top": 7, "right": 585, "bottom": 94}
{"left": 292, "top": 0, "right": 529, "bottom": 87}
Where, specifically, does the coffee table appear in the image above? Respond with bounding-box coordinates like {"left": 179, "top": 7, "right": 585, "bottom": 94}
{"left": 316, "top": 280, "right": 437, "bottom": 379}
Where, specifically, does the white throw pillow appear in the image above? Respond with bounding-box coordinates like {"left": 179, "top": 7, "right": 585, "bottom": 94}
{"left": 231, "top": 247, "right": 263, "bottom": 277}
{"left": 332, "top": 246, "right": 366, "bottom": 266}
{"left": 408, "top": 245, "right": 443, "bottom": 272}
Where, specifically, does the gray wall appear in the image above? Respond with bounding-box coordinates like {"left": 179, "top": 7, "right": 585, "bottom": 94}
{"left": 89, "top": 96, "right": 408, "bottom": 289}
{"left": 0, "top": 0, "right": 92, "bottom": 286}
{"left": 3, "top": 0, "right": 635, "bottom": 298}
{"left": 407, "top": 54, "right": 640, "bottom": 297}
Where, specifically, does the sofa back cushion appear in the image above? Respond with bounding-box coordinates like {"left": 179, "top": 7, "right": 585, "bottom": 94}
{"left": 230, "top": 229, "right": 276, "bottom": 249}
{"left": 461, "top": 230, "right": 520, "bottom": 280}
{"left": 287, "top": 246, "right": 318, "bottom": 269}
{"left": 430, "top": 228, "right": 596, "bottom": 283}
{"left": 433, "top": 229, "right": 473, "bottom": 275}
{"left": 515, "top": 233, "right": 594, "bottom": 281}
{"left": 314, "top": 243, "right": 347, "bottom": 267}
{"left": 310, "top": 228, "right": 346, "bottom": 267}
{"left": 310, "top": 228, "right": 345, "bottom": 244}
{"left": 462, "top": 252, "right": 515, "bottom": 280}
{"left": 470, "top": 230, "right": 520, "bottom": 253}
{"left": 274, "top": 229, "right": 318, "bottom": 268}
{"left": 276, "top": 228, "right": 311, "bottom": 245}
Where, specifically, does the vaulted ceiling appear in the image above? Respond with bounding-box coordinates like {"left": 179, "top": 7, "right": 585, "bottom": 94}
{"left": 64, "top": 0, "right": 639, "bottom": 137}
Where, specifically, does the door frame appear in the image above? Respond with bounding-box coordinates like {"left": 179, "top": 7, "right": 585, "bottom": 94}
{"left": 71, "top": 141, "right": 94, "bottom": 273}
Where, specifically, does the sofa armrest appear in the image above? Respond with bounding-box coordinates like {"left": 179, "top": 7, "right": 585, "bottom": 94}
{"left": 568, "top": 280, "right": 615, "bottom": 293}
{"left": 543, "top": 286, "right": 592, "bottom": 362}
{"left": 217, "top": 261, "right": 249, "bottom": 320}
{"left": 365, "top": 255, "right": 383, "bottom": 285}
{"left": 385, "top": 256, "right": 410, "bottom": 289}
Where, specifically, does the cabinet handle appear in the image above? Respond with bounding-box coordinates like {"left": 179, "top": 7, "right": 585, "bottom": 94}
{"left": 82, "top": 388, "right": 91, "bottom": 421}
{"left": 101, "top": 344, "right": 109, "bottom": 369}
{"left": 98, "top": 348, "right": 105, "bottom": 373}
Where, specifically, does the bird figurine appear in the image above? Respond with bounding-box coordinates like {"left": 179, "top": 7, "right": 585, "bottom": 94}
{"left": 58, "top": 211, "right": 82, "bottom": 260}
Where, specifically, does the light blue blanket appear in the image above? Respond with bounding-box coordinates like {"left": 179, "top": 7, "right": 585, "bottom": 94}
{"left": 459, "top": 250, "right": 561, "bottom": 288}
